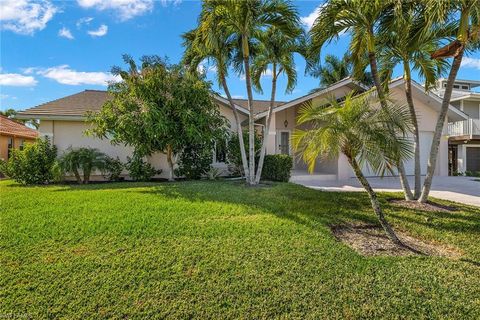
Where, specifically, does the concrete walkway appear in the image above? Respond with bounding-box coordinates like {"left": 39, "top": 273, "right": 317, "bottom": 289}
{"left": 291, "top": 175, "right": 480, "bottom": 207}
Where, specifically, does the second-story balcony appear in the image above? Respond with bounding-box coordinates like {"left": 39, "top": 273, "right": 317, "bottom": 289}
{"left": 448, "top": 118, "right": 480, "bottom": 139}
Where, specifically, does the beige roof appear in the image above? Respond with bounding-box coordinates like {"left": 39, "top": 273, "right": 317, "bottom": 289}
{"left": 232, "top": 99, "right": 286, "bottom": 114}
{"left": 19, "top": 90, "right": 110, "bottom": 117}
{"left": 0, "top": 115, "right": 38, "bottom": 139}
{"left": 18, "top": 90, "right": 286, "bottom": 119}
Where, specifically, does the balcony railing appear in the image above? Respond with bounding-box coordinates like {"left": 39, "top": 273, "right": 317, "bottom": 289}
{"left": 448, "top": 118, "right": 480, "bottom": 137}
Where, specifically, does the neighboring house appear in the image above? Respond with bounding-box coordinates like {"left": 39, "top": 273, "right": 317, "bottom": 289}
{"left": 434, "top": 79, "right": 480, "bottom": 174}
{"left": 17, "top": 78, "right": 467, "bottom": 180}
{"left": 0, "top": 115, "right": 38, "bottom": 161}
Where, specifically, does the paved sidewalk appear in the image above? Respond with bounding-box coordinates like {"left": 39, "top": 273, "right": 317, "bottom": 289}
{"left": 291, "top": 175, "right": 480, "bottom": 207}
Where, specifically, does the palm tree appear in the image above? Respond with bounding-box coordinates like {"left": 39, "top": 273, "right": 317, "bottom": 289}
{"left": 60, "top": 148, "right": 106, "bottom": 184}
{"left": 196, "top": 0, "right": 299, "bottom": 185}
{"left": 309, "top": 0, "right": 414, "bottom": 200}
{"left": 182, "top": 27, "right": 250, "bottom": 179}
{"left": 378, "top": 3, "right": 450, "bottom": 199}
{"left": 418, "top": 0, "right": 480, "bottom": 203}
{"left": 292, "top": 93, "right": 413, "bottom": 245}
{"left": 310, "top": 53, "right": 373, "bottom": 90}
{"left": 251, "top": 26, "right": 300, "bottom": 183}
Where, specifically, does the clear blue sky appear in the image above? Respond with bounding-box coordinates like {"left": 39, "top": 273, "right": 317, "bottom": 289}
{"left": 1, "top": 0, "right": 479, "bottom": 111}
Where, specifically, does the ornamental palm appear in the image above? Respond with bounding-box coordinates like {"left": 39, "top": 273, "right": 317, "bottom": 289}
{"left": 419, "top": 0, "right": 480, "bottom": 202}
{"left": 60, "top": 147, "right": 106, "bottom": 184}
{"left": 309, "top": 0, "right": 414, "bottom": 200}
{"left": 251, "top": 26, "right": 301, "bottom": 183}
{"left": 378, "top": 3, "right": 451, "bottom": 200}
{"left": 292, "top": 93, "right": 413, "bottom": 245}
{"left": 197, "top": 0, "right": 299, "bottom": 185}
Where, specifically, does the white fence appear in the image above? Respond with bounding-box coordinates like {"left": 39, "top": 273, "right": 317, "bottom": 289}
{"left": 448, "top": 119, "right": 480, "bottom": 137}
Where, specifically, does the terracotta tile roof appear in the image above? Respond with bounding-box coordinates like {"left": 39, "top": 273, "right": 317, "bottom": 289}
{"left": 18, "top": 90, "right": 286, "bottom": 118}
{"left": 0, "top": 115, "right": 38, "bottom": 139}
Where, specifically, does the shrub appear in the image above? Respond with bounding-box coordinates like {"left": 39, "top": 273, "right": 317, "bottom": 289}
{"left": 2, "top": 138, "right": 57, "bottom": 185}
{"left": 465, "top": 170, "right": 480, "bottom": 177}
{"left": 59, "top": 147, "right": 106, "bottom": 184}
{"left": 206, "top": 166, "right": 223, "bottom": 180}
{"left": 50, "top": 160, "right": 65, "bottom": 183}
{"left": 103, "top": 156, "right": 124, "bottom": 181}
{"left": 126, "top": 155, "right": 160, "bottom": 181}
{"left": 261, "top": 154, "right": 293, "bottom": 182}
{"left": 175, "top": 143, "right": 213, "bottom": 180}
{"left": 226, "top": 131, "right": 261, "bottom": 176}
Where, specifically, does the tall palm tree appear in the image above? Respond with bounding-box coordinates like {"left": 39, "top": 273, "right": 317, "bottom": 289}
{"left": 310, "top": 53, "right": 373, "bottom": 90}
{"left": 251, "top": 26, "right": 300, "bottom": 183}
{"left": 182, "top": 27, "right": 250, "bottom": 179}
{"left": 419, "top": 0, "right": 480, "bottom": 203}
{"left": 309, "top": 0, "right": 414, "bottom": 199}
{"left": 378, "top": 3, "right": 450, "bottom": 199}
{"left": 197, "top": 0, "right": 299, "bottom": 185}
{"left": 292, "top": 93, "right": 413, "bottom": 245}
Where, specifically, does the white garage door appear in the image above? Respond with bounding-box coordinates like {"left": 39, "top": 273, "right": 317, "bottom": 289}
{"left": 360, "top": 131, "right": 433, "bottom": 177}
{"left": 403, "top": 132, "right": 433, "bottom": 175}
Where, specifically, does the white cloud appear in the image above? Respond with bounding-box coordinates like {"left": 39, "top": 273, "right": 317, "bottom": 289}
{"left": 300, "top": 4, "right": 324, "bottom": 30}
{"left": 77, "top": 0, "right": 155, "bottom": 20}
{"left": 240, "top": 68, "right": 272, "bottom": 81}
{"left": 0, "top": 0, "right": 57, "bottom": 35}
{"left": 87, "top": 24, "right": 108, "bottom": 37}
{"left": 197, "top": 63, "right": 217, "bottom": 74}
{"left": 159, "top": 0, "right": 182, "bottom": 7}
{"left": 462, "top": 57, "right": 480, "bottom": 70}
{"left": 231, "top": 95, "right": 244, "bottom": 99}
{"left": 58, "top": 27, "right": 74, "bottom": 40}
{"left": 76, "top": 17, "right": 93, "bottom": 28}
{"left": 37, "top": 65, "right": 119, "bottom": 85}
{"left": 0, "top": 73, "right": 38, "bottom": 86}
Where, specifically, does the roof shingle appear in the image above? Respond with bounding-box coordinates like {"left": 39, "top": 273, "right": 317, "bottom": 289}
{"left": 0, "top": 115, "right": 38, "bottom": 139}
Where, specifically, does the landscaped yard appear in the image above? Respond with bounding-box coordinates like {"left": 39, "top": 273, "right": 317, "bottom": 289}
{"left": 1, "top": 180, "right": 479, "bottom": 318}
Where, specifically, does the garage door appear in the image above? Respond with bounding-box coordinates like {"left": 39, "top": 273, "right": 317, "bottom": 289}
{"left": 402, "top": 132, "right": 433, "bottom": 175}
{"left": 466, "top": 147, "right": 480, "bottom": 172}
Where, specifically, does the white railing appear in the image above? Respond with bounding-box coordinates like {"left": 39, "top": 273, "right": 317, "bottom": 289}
{"left": 448, "top": 119, "right": 480, "bottom": 137}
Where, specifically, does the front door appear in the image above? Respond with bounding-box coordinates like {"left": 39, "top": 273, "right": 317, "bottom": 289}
{"left": 278, "top": 131, "right": 290, "bottom": 155}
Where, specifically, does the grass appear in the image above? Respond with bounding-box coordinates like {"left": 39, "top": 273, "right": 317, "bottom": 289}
{"left": 1, "top": 180, "right": 479, "bottom": 319}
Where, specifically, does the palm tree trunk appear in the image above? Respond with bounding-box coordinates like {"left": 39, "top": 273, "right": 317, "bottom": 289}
{"left": 403, "top": 63, "right": 421, "bottom": 199}
{"left": 73, "top": 168, "right": 82, "bottom": 184}
{"left": 242, "top": 35, "right": 256, "bottom": 185}
{"left": 255, "top": 64, "right": 277, "bottom": 184}
{"left": 368, "top": 50, "right": 413, "bottom": 199}
{"left": 347, "top": 155, "right": 404, "bottom": 246}
{"left": 220, "top": 75, "right": 250, "bottom": 180}
{"left": 419, "top": 47, "right": 464, "bottom": 203}
{"left": 83, "top": 167, "right": 91, "bottom": 184}
{"left": 166, "top": 145, "right": 175, "bottom": 182}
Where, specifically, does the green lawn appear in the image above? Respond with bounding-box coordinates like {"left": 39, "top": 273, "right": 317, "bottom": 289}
{"left": 1, "top": 180, "right": 479, "bottom": 319}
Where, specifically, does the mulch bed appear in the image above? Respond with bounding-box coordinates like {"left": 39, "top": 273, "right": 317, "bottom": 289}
{"left": 388, "top": 199, "right": 458, "bottom": 213}
{"left": 331, "top": 223, "right": 461, "bottom": 257}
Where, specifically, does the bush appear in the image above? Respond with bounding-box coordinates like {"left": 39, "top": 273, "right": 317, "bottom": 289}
{"left": 226, "top": 131, "right": 261, "bottom": 176}
{"left": 2, "top": 138, "right": 57, "bottom": 185}
{"left": 175, "top": 143, "right": 212, "bottom": 180}
{"left": 126, "top": 155, "right": 160, "bottom": 181}
{"left": 59, "top": 147, "right": 106, "bottom": 184}
{"left": 261, "top": 154, "right": 293, "bottom": 182}
{"left": 103, "top": 156, "right": 124, "bottom": 181}
{"left": 465, "top": 170, "right": 480, "bottom": 177}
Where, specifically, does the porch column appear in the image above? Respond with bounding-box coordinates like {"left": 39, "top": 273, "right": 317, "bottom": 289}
{"left": 265, "top": 113, "right": 276, "bottom": 155}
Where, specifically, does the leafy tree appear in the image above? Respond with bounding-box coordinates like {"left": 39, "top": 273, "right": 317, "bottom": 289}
{"left": 88, "top": 55, "right": 227, "bottom": 181}
{"left": 59, "top": 147, "right": 106, "bottom": 184}
{"left": 418, "top": 0, "right": 480, "bottom": 202}
{"left": 189, "top": 0, "right": 299, "bottom": 185}
{"left": 293, "top": 93, "right": 413, "bottom": 246}
{"left": 2, "top": 137, "right": 57, "bottom": 185}
{"left": 309, "top": 0, "right": 414, "bottom": 199}
{"left": 175, "top": 142, "right": 214, "bottom": 180}
{"left": 226, "top": 131, "right": 261, "bottom": 176}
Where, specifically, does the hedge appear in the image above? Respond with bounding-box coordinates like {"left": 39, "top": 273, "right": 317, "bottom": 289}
{"left": 261, "top": 154, "right": 293, "bottom": 182}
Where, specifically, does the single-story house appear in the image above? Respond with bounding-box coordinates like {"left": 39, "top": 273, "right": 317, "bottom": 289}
{"left": 0, "top": 115, "right": 38, "bottom": 161}
{"left": 16, "top": 77, "right": 467, "bottom": 180}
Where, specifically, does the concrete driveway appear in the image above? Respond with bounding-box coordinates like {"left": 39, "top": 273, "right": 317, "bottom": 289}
{"left": 291, "top": 175, "right": 480, "bottom": 207}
